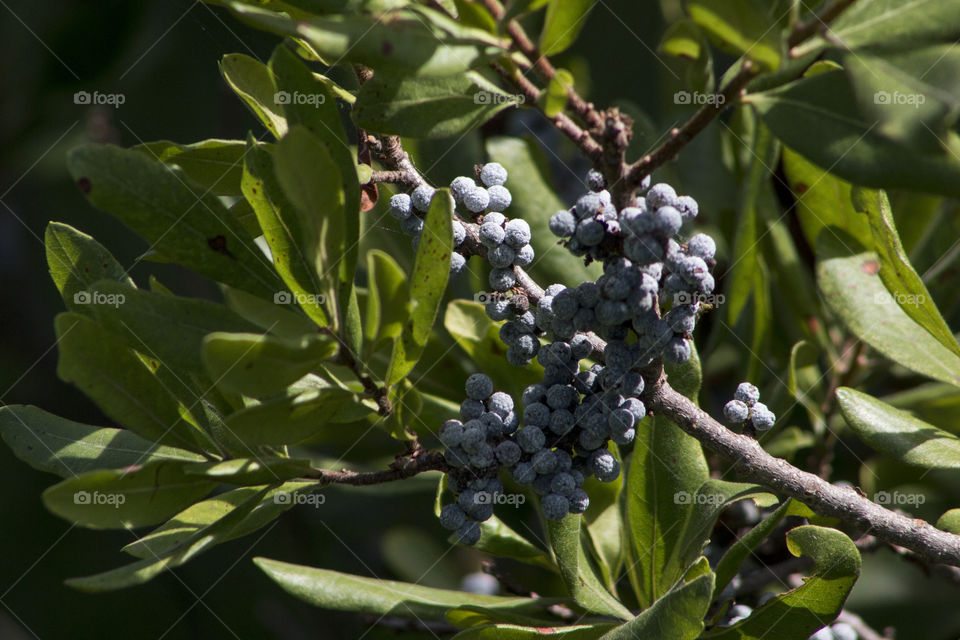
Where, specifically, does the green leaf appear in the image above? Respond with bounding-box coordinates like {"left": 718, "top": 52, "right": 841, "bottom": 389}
{"left": 454, "top": 624, "right": 615, "bottom": 640}
{"left": 54, "top": 313, "right": 207, "bottom": 452}
{"left": 184, "top": 457, "right": 315, "bottom": 485}
{"left": 364, "top": 249, "right": 408, "bottom": 351}
{"left": 227, "top": 5, "right": 502, "bottom": 76}
{"left": 600, "top": 558, "right": 714, "bottom": 640}
{"left": 714, "top": 499, "right": 792, "bottom": 594}
{"left": 583, "top": 458, "right": 625, "bottom": 592}
{"left": 274, "top": 126, "right": 348, "bottom": 328}
{"left": 703, "top": 526, "right": 860, "bottom": 640}
{"left": 781, "top": 147, "right": 873, "bottom": 257}
{"left": 0, "top": 405, "right": 205, "bottom": 478}
{"left": 687, "top": 0, "right": 781, "bottom": 70}
{"left": 540, "top": 68, "right": 574, "bottom": 118}
{"left": 222, "top": 285, "right": 319, "bottom": 340}
{"left": 202, "top": 332, "right": 336, "bottom": 398}
{"left": 386, "top": 189, "right": 453, "bottom": 385}
{"left": 936, "top": 508, "right": 960, "bottom": 534}
{"left": 42, "top": 461, "right": 215, "bottom": 529}
{"left": 355, "top": 71, "right": 518, "bottom": 139}
{"left": 748, "top": 70, "right": 960, "bottom": 199}
{"left": 816, "top": 234, "right": 960, "bottom": 387}
{"left": 253, "top": 558, "right": 558, "bottom": 620}
{"left": 219, "top": 54, "right": 287, "bottom": 138}
{"left": 224, "top": 385, "right": 372, "bottom": 445}
{"left": 242, "top": 136, "right": 331, "bottom": 327}
{"left": 658, "top": 19, "right": 714, "bottom": 93}
{"left": 546, "top": 516, "right": 632, "bottom": 620}
{"left": 66, "top": 144, "right": 283, "bottom": 299}
{"left": 852, "top": 188, "right": 960, "bottom": 359}
{"left": 66, "top": 485, "right": 270, "bottom": 591}
{"left": 485, "top": 137, "right": 600, "bottom": 285}
{"left": 45, "top": 222, "right": 134, "bottom": 313}
{"left": 83, "top": 279, "right": 260, "bottom": 375}
{"left": 540, "top": 0, "right": 593, "bottom": 56}
{"left": 122, "top": 481, "right": 314, "bottom": 558}
{"left": 837, "top": 387, "right": 960, "bottom": 469}
{"left": 133, "top": 139, "right": 247, "bottom": 196}
{"left": 449, "top": 516, "right": 553, "bottom": 570}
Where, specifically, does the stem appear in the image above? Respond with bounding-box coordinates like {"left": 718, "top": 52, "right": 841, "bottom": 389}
{"left": 308, "top": 446, "right": 447, "bottom": 485}
{"left": 787, "top": 0, "right": 859, "bottom": 48}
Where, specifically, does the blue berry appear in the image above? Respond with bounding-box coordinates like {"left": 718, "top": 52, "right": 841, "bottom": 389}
{"left": 575, "top": 194, "right": 602, "bottom": 219}
{"left": 450, "top": 176, "right": 475, "bottom": 203}
{"left": 495, "top": 440, "right": 522, "bottom": 466}
{"left": 522, "top": 384, "right": 547, "bottom": 406}
{"left": 532, "top": 449, "right": 559, "bottom": 474}
{"left": 485, "top": 297, "right": 512, "bottom": 321}
{"left": 489, "top": 268, "right": 516, "bottom": 291}
{"left": 808, "top": 628, "right": 833, "bottom": 640}
{"left": 481, "top": 412, "right": 504, "bottom": 437}
{"left": 548, "top": 409, "right": 576, "bottom": 435}
{"left": 487, "top": 185, "right": 512, "bottom": 212}
{"left": 411, "top": 184, "right": 436, "bottom": 212}
{"left": 444, "top": 446, "right": 469, "bottom": 468}
{"left": 552, "top": 288, "right": 579, "bottom": 321}
{"left": 611, "top": 428, "right": 635, "bottom": 445}
{"left": 450, "top": 252, "right": 466, "bottom": 274}
{"left": 516, "top": 426, "right": 545, "bottom": 453}
{"left": 512, "top": 461, "right": 536, "bottom": 484}
{"left": 620, "top": 397, "right": 646, "bottom": 421}
{"left": 452, "top": 220, "right": 467, "bottom": 247}
{"left": 480, "top": 162, "right": 508, "bottom": 187}
{"left": 439, "top": 419, "right": 465, "bottom": 447}
{"left": 460, "top": 422, "right": 485, "bottom": 453}
{"left": 608, "top": 408, "right": 635, "bottom": 432}
{"left": 830, "top": 623, "right": 857, "bottom": 640}
{"left": 456, "top": 520, "right": 481, "bottom": 545}
{"left": 401, "top": 215, "right": 424, "bottom": 236}
{"left": 687, "top": 233, "right": 715, "bottom": 260}
{"left": 568, "top": 488, "right": 590, "bottom": 514}
{"left": 440, "top": 503, "right": 467, "bottom": 530}
{"left": 483, "top": 212, "right": 507, "bottom": 227}
{"left": 665, "top": 304, "right": 698, "bottom": 334}
{"left": 589, "top": 450, "right": 620, "bottom": 482}
{"left": 487, "top": 391, "right": 514, "bottom": 417}
{"left": 523, "top": 402, "right": 551, "bottom": 427}
{"left": 723, "top": 399, "right": 750, "bottom": 423}
{"left": 547, "top": 384, "right": 578, "bottom": 410}
{"left": 542, "top": 493, "right": 569, "bottom": 521}
{"left": 479, "top": 222, "right": 505, "bottom": 248}
{"left": 735, "top": 383, "right": 760, "bottom": 406}
{"left": 461, "top": 399, "right": 485, "bottom": 420}
{"left": 646, "top": 183, "right": 677, "bottom": 210}
{"left": 675, "top": 195, "right": 699, "bottom": 220}
{"left": 503, "top": 219, "right": 531, "bottom": 247}
{"left": 551, "top": 472, "right": 576, "bottom": 495}
{"left": 488, "top": 244, "right": 517, "bottom": 268}
{"left": 465, "top": 373, "right": 494, "bottom": 400}
{"left": 464, "top": 187, "right": 491, "bottom": 213}
{"left": 664, "top": 337, "right": 691, "bottom": 364}
{"left": 514, "top": 244, "right": 534, "bottom": 267}
{"left": 578, "top": 428, "right": 605, "bottom": 451}
{"left": 389, "top": 193, "right": 412, "bottom": 219}
{"left": 586, "top": 169, "right": 605, "bottom": 191}
{"left": 652, "top": 206, "right": 683, "bottom": 236}
{"left": 576, "top": 218, "right": 606, "bottom": 246}
{"left": 624, "top": 233, "right": 665, "bottom": 264}
{"left": 750, "top": 402, "right": 776, "bottom": 431}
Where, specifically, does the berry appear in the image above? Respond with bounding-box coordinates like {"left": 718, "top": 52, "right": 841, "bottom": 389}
{"left": 664, "top": 336, "right": 691, "bottom": 364}
{"left": 608, "top": 408, "right": 635, "bottom": 433}
{"left": 516, "top": 426, "right": 546, "bottom": 453}
{"left": 651, "top": 205, "right": 683, "bottom": 236}
{"left": 465, "top": 373, "right": 494, "bottom": 400}
{"left": 589, "top": 450, "right": 620, "bottom": 482}
{"left": 549, "top": 210, "right": 578, "bottom": 238}
{"left": 480, "top": 162, "right": 508, "bottom": 187}
{"left": 487, "top": 391, "right": 514, "bottom": 417}
{"left": 809, "top": 629, "right": 833, "bottom": 640}
{"left": 735, "top": 382, "right": 760, "bottom": 406}
{"left": 514, "top": 244, "right": 535, "bottom": 267}
{"left": 401, "top": 215, "right": 424, "bottom": 236}
{"left": 488, "top": 244, "right": 517, "bottom": 268}
{"left": 568, "top": 488, "right": 590, "bottom": 514}
{"left": 503, "top": 219, "right": 531, "bottom": 247}
{"left": 749, "top": 402, "right": 776, "bottom": 431}
{"left": 452, "top": 220, "right": 467, "bottom": 247}
{"left": 548, "top": 409, "right": 576, "bottom": 435}
{"left": 687, "top": 233, "right": 715, "bottom": 260}
{"left": 675, "top": 195, "right": 699, "bottom": 220}
{"left": 389, "top": 193, "right": 412, "bottom": 219}
{"left": 439, "top": 419, "right": 465, "bottom": 447}
{"left": 456, "top": 520, "right": 482, "bottom": 545}
{"left": 610, "top": 427, "right": 636, "bottom": 445}
{"left": 542, "top": 493, "right": 569, "bottom": 521}
{"left": 450, "top": 176, "right": 476, "bottom": 203}
{"left": 495, "top": 440, "right": 522, "bottom": 466}
{"left": 481, "top": 412, "right": 504, "bottom": 437}
{"left": 464, "top": 187, "right": 491, "bottom": 213}
{"left": 830, "top": 623, "right": 858, "bottom": 640}
{"left": 586, "top": 169, "right": 605, "bottom": 191}
{"left": 440, "top": 503, "right": 467, "bottom": 530}
{"left": 576, "top": 219, "right": 606, "bottom": 246}
{"left": 532, "top": 449, "right": 559, "bottom": 474}
{"left": 489, "top": 268, "right": 516, "bottom": 291}
{"left": 461, "top": 399, "right": 485, "bottom": 420}
{"left": 665, "top": 304, "right": 697, "bottom": 334}
{"left": 575, "top": 194, "right": 602, "bottom": 219}
{"left": 485, "top": 297, "right": 512, "bottom": 321}
{"left": 522, "top": 383, "right": 548, "bottom": 405}
{"left": 487, "top": 185, "right": 512, "bottom": 212}
{"left": 411, "top": 184, "right": 436, "bottom": 212}
{"left": 445, "top": 446, "right": 469, "bottom": 468}
{"left": 483, "top": 212, "right": 507, "bottom": 227}
{"left": 523, "top": 402, "right": 550, "bottom": 427}
{"left": 723, "top": 400, "right": 750, "bottom": 423}
{"left": 450, "top": 252, "right": 466, "bottom": 274}
{"left": 479, "top": 222, "right": 506, "bottom": 248}
{"left": 646, "top": 183, "right": 677, "bottom": 210}
{"left": 547, "top": 384, "right": 578, "bottom": 410}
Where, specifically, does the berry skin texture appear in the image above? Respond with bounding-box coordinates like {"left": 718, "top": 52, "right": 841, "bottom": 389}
{"left": 830, "top": 623, "right": 858, "bottom": 640}
{"left": 589, "top": 450, "right": 620, "bottom": 482}
{"left": 439, "top": 419, "right": 465, "bottom": 447}
{"left": 456, "top": 520, "right": 482, "bottom": 545}
{"left": 723, "top": 399, "right": 750, "bottom": 424}
{"left": 514, "top": 244, "right": 535, "bottom": 267}
{"left": 749, "top": 402, "right": 776, "bottom": 431}
{"left": 450, "top": 252, "right": 466, "bottom": 274}
{"left": 452, "top": 220, "right": 467, "bottom": 247}
{"left": 568, "top": 488, "right": 590, "bottom": 514}
{"left": 440, "top": 503, "right": 467, "bottom": 530}
{"left": 523, "top": 402, "right": 551, "bottom": 427}
{"left": 495, "top": 440, "right": 522, "bottom": 466}
{"left": 532, "top": 449, "right": 559, "bottom": 474}
{"left": 480, "top": 162, "right": 508, "bottom": 187}
{"left": 542, "top": 493, "right": 570, "bottom": 521}
{"left": 489, "top": 268, "right": 516, "bottom": 291}
{"left": 735, "top": 382, "right": 760, "bottom": 406}
{"left": 411, "top": 184, "right": 436, "bottom": 212}
{"left": 389, "top": 193, "right": 412, "bottom": 220}
{"left": 479, "top": 222, "right": 506, "bottom": 248}
{"left": 512, "top": 461, "right": 536, "bottom": 484}
{"left": 646, "top": 183, "right": 678, "bottom": 210}
{"left": 465, "top": 373, "right": 494, "bottom": 400}
{"left": 487, "top": 391, "right": 514, "bottom": 417}
{"left": 675, "top": 195, "right": 699, "bottom": 220}
{"left": 401, "top": 215, "right": 424, "bottom": 236}
{"left": 450, "top": 176, "right": 476, "bottom": 203}
{"left": 461, "top": 399, "right": 485, "bottom": 421}
{"left": 503, "top": 219, "right": 531, "bottom": 247}
{"left": 549, "top": 210, "right": 577, "bottom": 237}
{"left": 808, "top": 628, "right": 833, "bottom": 640}
{"left": 687, "top": 233, "right": 716, "bottom": 260}
{"left": 516, "top": 426, "right": 546, "bottom": 453}
{"left": 522, "top": 383, "right": 548, "bottom": 406}
{"left": 488, "top": 244, "right": 517, "bottom": 268}
{"left": 664, "top": 336, "right": 691, "bottom": 364}
{"left": 464, "top": 187, "right": 491, "bottom": 213}
{"left": 587, "top": 169, "right": 605, "bottom": 191}
{"left": 486, "top": 185, "right": 512, "bottom": 212}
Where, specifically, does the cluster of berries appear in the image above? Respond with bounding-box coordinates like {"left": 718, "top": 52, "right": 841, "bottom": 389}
{"left": 722, "top": 382, "right": 776, "bottom": 431}
{"left": 388, "top": 162, "right": 534, "bottom": 279}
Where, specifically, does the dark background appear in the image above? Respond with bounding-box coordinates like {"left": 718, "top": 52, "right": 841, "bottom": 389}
{"left": 1, "top": 1, "right": 957, "bottom": 638}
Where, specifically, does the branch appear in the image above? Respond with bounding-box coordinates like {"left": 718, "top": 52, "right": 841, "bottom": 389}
{"left": 334, "top": 343, "right": 392, "bottom": 416}
{"left": 308, "top": 446, "right": 448, "bottom": 486}
{"left": 370, "top": 169, "right": 421, "bottom": 188}
{"left": 647, "top": 380, "right": 960, "bottom": 567}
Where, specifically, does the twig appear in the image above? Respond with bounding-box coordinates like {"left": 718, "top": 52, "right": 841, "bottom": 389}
{"left": 787, "top": 0, "right": 859, "bottom": 48}
{"left": 370, "top": 169, "right": 421, "bottom": 187}
{"left": 335, "top": 345, "right": 392, "bottom": 416}
{"left": 308, "top": 447, "right": 448, "bottom": 486}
